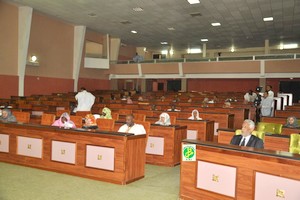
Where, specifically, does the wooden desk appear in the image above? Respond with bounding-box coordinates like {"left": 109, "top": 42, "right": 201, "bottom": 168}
{"left": 282, "top": 127, "right": 300, "bottom": 135}
{"left": 275, "top": 110, "right": 300, "bottom": 118}
{"left": 180, "top": 140, "right": 300, "bottom": 200}
{"left": 152, "top": 111, "right": 234, "bottom": 129}
{"left": 114, "top": 122, "right": 187, "bottom": 167}
{"left": 261, "top": 116, "right": 286, "bottom": 125}
{"left": 0, "top": 122, "right": 146, "bottom": 185}
{"left": 176, "top": 119, "right": 214, "bottom": 141}
{"left": 218, "top": 129, "right": 290, "bottom": 152}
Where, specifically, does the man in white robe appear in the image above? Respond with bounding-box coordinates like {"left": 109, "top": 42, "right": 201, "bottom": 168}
{"left": 260, "top": 91, "right": 273, "bottom": 117}
{"left": 74, "top": 87, "right": 95, "bottom": 112}
{"left": 118, "top": 114, "right": 146, "bottom": 135}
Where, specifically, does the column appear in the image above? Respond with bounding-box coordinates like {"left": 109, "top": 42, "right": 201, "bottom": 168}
{"left": 18, "top": 6, "right": 33, "bottom": 96}
{"left": 264, "top": 39, "right": 270, "bottom": 54}
{"left": 181, "top": 79, "right": 187, "bottom": 92}
{"left": 203, "top": 43, "right": 207, "bottom": 58}
{"left": 73, "top": 26, "right": 86, "bottom": 92}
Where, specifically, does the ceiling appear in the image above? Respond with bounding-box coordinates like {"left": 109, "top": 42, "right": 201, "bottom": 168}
{"left": 7, "top": 0, "right": 300, "bottom": 52}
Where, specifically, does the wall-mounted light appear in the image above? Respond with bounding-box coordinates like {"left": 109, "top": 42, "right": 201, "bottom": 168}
{"left": 169, "top": 49, "right": 174, "bottom": 56}
{"left": 27, "top": 55, "right": 39, "bottom": 66}
{"left": 230, "top": 46, "right": 235, "bottom": 52}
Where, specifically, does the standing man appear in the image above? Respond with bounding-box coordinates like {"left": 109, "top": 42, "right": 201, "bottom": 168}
{"left": 74, "top": 87, "right": 95, "bottom": 112}
{"left": 260, "top": 91, "right": 273, "bottom": 117}
{"left": 266, "top": 85, "right": 274, "bottom": 98}
{"left": 230, "top": 119, "right": 264, "bottom": 149}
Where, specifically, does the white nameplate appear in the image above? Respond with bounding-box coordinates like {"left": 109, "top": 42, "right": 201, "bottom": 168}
{"left": 214, "top": 122, "right": 219, "bottom": 135}
{"left": 17, "top": 136, "right": 43, "bottom": 158}
{"left": 86, "top": 145, "right": 115, "bottom": 171}
{"left": 0, "top": 134, "right": 9, "bottom": 153}
{"left": 255, "top": 172, "right": 300, "bottom": 200}
{"left": 197, "top": 161, "right": 237, "bottom": 197}
{"left": 146, "top": 136, "right": 164, "bottom": 155}
{"left": 187, "top": 130, "right": 198, "bottom": 140}
{"left": 51, "top": 141, "right": 76, "bottom": 164}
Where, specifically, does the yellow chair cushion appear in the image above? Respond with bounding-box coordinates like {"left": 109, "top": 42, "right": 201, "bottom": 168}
{"left": 256, "top": 122, "right": 282, "bottom": 134}
{"left": 289, "top": 134, "right": 300, "bottom": 154}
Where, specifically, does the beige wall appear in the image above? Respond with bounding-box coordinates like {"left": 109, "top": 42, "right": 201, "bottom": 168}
{"left": 0, "top": 2, "right": 18, "bottom": 75}
{"left": 79, "top": 29, "right": 109, "bottom": 79}
{"left": 26, "top": 11, "right": 74, "bottom": 79}
{"left": 265, "top": 60, "right": 300, "bottom": 73}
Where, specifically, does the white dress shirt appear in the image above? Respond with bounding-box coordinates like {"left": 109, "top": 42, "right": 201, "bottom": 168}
{"left": 118, "top": 123, "right": 146, "bottom": 135}
{"left": 239, "top": 135, "right": 251, "bottom": 146}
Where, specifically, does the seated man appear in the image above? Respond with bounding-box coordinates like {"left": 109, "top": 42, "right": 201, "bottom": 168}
{"left": 244, "top": 90, "right": 257, "bottom": 102}
{"left": 0, "top": 109, "right": 17, "bottom": 123}
{"left": 230, "top": 119, "right": 264, "bottom": 149}
{"left": 118, "top": 114, "right": 146, "bottom": 135}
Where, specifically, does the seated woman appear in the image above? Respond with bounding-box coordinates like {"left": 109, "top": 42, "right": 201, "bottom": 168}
{"left": 101, "top": 106, "right": 112, "bottom": 119}
{"left": 127, "top": 96, "right": 133, "bottom": 104}
{"left": 188, "top": 109, "right": 202, "bottom": 120}
{"left": 83, "top": 114, "right": 98, "bottom": 129}
{"left": 0, "top": 109, "right": 17, "bottom": 123}
{"left": 52, "top": 112, "right": 76, "bottom": 128}
{"left": 285, "top": 116, "right": 299, "bottom": 128}
{"left": 155, "top": 112, "right": 171, "bottom": 126}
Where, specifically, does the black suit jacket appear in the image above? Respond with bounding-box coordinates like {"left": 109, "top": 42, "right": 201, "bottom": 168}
{"left": 230, "top": 135, "right": 264, "bottom": 149}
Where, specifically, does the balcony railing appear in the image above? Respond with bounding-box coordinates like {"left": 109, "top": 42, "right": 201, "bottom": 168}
{"left": 111, "top": 53, "right": 300, "bottom": 65}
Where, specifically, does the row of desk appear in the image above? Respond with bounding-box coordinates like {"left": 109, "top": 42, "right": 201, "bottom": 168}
{"left": 180, "top": 139, "right": 300, "bottom": 199}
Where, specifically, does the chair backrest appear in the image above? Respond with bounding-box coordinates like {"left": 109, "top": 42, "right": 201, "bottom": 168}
{"left": 133, "top": 113, "right": 146, "bottom": 122}
{"left": 170, "top": 116, "right": 176, "bottom": 125}
{"left": 41, "top": 113, "right": 56, "bottom": 126}
{"left": 76, "top": 111, "right": 91, "bottom": 117}
{"left": 112, "top": 113, "right": 119, "bottom": 121}
{"left": 235, "top": 129, "right": 265, "bottom": 141}
{"left": 56, "top": 109, "right": 70, "bottom": 117}
{"left": 96, "top": 118, "right": 115, "bottom": 131}
{"left": 256, "top": 122, "right": 283, "bottom": 134}
{"left": 289, "top": 134, "right": 300, "bottom": 154}
{"left": 118, "top": 109, "right": 132, "bottom": 115}
{"left": 70, "top": 116, "right": 83, "bottom": 128}
{"left": 12, "top": 111, "right": 30, "bottom": 123}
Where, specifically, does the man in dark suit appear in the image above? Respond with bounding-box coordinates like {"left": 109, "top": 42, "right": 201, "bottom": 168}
{"left": 230, "top": 119, "right": 264, "bottom": 149}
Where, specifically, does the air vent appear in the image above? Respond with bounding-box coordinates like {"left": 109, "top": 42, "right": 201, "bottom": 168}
{"left": 190, "top": 12, "right": 202, "bottom": 17}
{"left": 120, "top": 20, "right": 131, "bottom": 25}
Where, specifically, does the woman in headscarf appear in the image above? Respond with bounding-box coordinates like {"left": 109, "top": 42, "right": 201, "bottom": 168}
{"left": 155, "top": 112, "right": 171, "bottom": 126}
{"left": 0, "top": 109, "right": 17, "bottom": 123}
{"left": 188, "top": 109, "right": 202, "bottom": 120}
{"left": 52, "top": 112, "right": 76, "bottom": 128}
{"left": 101, "top": 106, "right": 112, "bottom": 119}
{"left": 83, "top": 114, "right": 98, "bottom": 129}
{"left": 285, "top": 116, "right": 299, "bottom": 128}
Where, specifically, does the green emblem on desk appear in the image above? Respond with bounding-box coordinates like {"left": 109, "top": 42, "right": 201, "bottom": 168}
{"left": 182, "top": 144, "right": 196, "bottom": 161}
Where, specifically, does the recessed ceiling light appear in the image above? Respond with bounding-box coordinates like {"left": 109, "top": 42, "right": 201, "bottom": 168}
{"left": 211, "top": 22, "right": 221, "bottom": 26}
{"left": 187, "top": 0, "right": 200, "bottom": 4}
{"left": 131, "top": 30, "right": 137, "bottom": 34}
{"left": 161, "top": 42, "right": 168, "bottom": 45}
{"left": 263, "top": 17, "right": 273, "bottom": 22}
{"left": 88, "top": 13, "right": 97, "bottom": 17}
{"left": 168, "top": 27, "right": 175, "bottom": 31}
{"left": 201, "top": 39, "right": 208, "bottom": 42}
{"left": 133, "top": 7, "right": 143, "bottom": 12}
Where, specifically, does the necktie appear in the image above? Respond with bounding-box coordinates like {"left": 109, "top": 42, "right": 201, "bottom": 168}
{"left": 240, "top": 138, "right": 246, "bottom": 146}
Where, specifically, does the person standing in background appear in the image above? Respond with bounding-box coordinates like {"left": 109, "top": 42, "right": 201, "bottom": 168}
{"left": 266, "top": 85, "right": 274, "bottom": 98}
{"left": 74, "top": 87, "right": 95, "bottom": 112}
{"left": 260, "top": 91, "right": 273, "bottom": 117}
